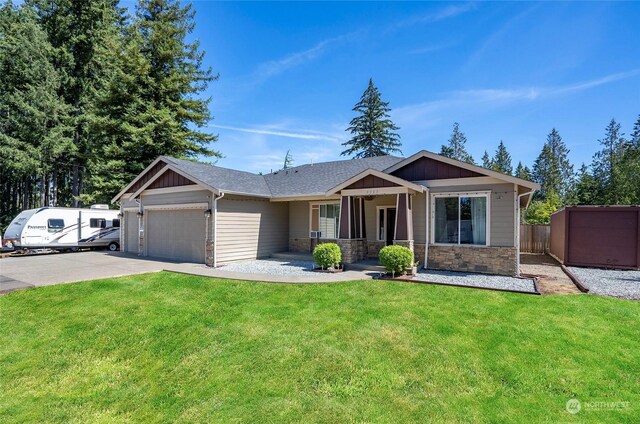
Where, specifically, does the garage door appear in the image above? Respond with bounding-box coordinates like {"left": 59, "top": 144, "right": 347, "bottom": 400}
{"left": 146, "top": 209, "right": 206, "bottom": 263}
{"left": 125, "top": 211, "right": 139, "bottom": 253}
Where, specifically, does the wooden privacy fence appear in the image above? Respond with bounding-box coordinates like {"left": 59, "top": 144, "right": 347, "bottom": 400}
{"left": 520, "top": 224, "right": 550, "bottom": 253}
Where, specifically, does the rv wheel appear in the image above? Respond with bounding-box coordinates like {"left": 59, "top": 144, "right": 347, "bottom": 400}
{"left": 108, "top": 242, "right": 119, "bottom": 252}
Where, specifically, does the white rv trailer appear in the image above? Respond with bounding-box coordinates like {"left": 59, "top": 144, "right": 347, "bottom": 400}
{"left": 2, "top": 205, "right": 121, "bottom": 252}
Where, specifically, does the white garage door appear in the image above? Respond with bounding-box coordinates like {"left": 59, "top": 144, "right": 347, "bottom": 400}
{"left": 146, "top": 209, "right": 206, "bottom": 263}
{"left": 125, "top": 211, "right": 139, "bottom": 253}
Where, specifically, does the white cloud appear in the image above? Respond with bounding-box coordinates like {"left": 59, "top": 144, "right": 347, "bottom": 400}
{"left": 210, "top": 124, "right": 342, "bottom": 142}
{"left": 390, "top": 2, "right": 477, "bottom": 31}
{"left": 393, "top": 70, "right": 640, "bottom": 126}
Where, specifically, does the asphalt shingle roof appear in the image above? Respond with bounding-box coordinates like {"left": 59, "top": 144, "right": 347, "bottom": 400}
{"left": 161, "top": 155, "right": 404, "bottom": 198}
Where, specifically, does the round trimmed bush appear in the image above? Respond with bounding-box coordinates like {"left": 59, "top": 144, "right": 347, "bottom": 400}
{"left": 313, "top": 243, "right": 342, "bottom": 269}
{"left": 379, "top": 245, "right": 413, "bottom": 275}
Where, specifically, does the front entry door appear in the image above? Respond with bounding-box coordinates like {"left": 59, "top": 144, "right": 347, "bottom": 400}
{"left": 386, "top": 208, "right": 396, "bottom": 246}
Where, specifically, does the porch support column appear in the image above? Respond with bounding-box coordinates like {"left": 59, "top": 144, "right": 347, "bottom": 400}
{"left": 338, "top": 195, "right": 351, "bottom": 239}
{"left": 394, "top": 193, "right": 415, "bottom": 261}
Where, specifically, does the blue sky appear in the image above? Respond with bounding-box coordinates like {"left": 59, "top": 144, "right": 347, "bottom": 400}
{"left": 181, "top": 1, "right": 639, "bottom": 173}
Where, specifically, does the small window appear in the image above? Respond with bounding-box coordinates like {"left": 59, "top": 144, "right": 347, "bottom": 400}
{"left": 90, "top": 218, "right": 107, "bottom": 228}
{"left": 47, "top": 219, "right": 65, "bottom": 233}
{"left": 112, "top": 219, "right": 120, "bottom": 228}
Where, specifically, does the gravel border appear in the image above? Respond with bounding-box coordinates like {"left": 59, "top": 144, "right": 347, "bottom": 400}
{"left": 220, "top": 259, "right": 317, "bottom": 276}
{"left": 413, "top": 269, "right": 537, "bottom": 293}
{"left": 567, "top": 267, "right": 640, "bottom": 300}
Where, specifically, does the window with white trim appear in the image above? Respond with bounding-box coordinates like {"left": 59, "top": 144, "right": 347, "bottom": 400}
{"left": 310, "top": 203, "right": 340, "bottom": 239}
{"left": 433, "top": 193, "right": 489, "bottom": 246}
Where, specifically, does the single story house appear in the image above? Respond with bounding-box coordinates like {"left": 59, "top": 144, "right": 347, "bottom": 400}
{"left": 112, "top": 150, "right": 539, "bottom": 276}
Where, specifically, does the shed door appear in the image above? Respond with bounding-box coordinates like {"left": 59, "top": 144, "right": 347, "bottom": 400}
{"left": 567, "top": 210, "right": 638, "bottom": 268}
{"left": 125, "top": 211, "right": 139, "bottom": 254}
{"left": 146, "top": 208, "right": 206, "bottom": 263}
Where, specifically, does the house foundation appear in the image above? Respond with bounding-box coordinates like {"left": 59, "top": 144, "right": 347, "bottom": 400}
{"left": 427, "top": 245, "right": 518, "bottom": 276}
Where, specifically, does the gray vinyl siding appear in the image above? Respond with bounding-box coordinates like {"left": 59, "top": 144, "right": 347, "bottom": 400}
{"left": 412, "top": 192, "right": 427, "bottom": 244}
{"left": 289, "top": 201, "right": 309, "bottom": 238}
{"left": 427, "top": 183, "right": 516, "bottom": 247}
{"left": 216, "top": 195, "right": 289, "bottom": 264}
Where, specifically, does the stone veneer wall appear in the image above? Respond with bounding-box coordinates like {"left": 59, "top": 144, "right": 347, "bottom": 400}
{"left": 289, "top": 238, "right": 311, "bottom": 253}
{"left": 367, "top": 241, "right": 386, "bottom": 259}
{"left": 337, "top": 239, "right": 367, "bottom": 263}
{"left": 414, "top": 243, "right": 426, "bottom": 266}
{"left": 426, "top": 245, "right": 517, "bottom": 276}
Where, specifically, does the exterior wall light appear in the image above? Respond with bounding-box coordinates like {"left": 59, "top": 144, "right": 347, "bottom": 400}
{"left": 136, "top": 211, "right": 144, "bottom": 217}
{"left": 204, "top": 209, "right": 212, "bottom": 217}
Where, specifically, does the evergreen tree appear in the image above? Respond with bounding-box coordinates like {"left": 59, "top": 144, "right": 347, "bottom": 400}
{"left": 491, "top": 141, "right": 512, "bottom": 175}
{"left": 0, "top": 2, "right": 71, "bottom": 226}
{"left": 28, "top": 0, "right": 124, "bottom": 206}
{"left": 515, "top": 162, "right": 532, "bottom": 181}
{"left": 619, "top": 115, "right": 640, "bottom": 204}
{"left": 481, "top": 150, "right": 492, "bottom": 169}
{"left": 86, "top": 0, "right": 220, "bottom": 203}
{"left": 532, "top": 128, "right": 574, "bottom": 202}
{"left": 341, "top": 78, "right": 401, "bottom": 158}
{"left": 574, "top": 163, "right": 598, "bottom": 205}
{"left": 283, "top": 150, "right": 294, "bottom": 169}
{"left": 591, "top": 119, "right": 626, "bottom": 204}
{"left": 440, "top": 122, "right": 474, "bottom": 164}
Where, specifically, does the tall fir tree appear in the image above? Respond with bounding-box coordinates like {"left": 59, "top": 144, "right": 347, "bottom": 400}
{"left": 87, "top": 0, "right": 220, "bottom": 203}
{"left": 440, "top": 122, "right": 474, "bottom": 164}
{"left": 574, "top": 163, "right": 598, "bottom": 205}
{"left": 28, "top": 0, "right": 124, "bottom": 206}
{"left": 283, "top": 150, "right": 294, "bottom": 170}
{"left": 515, "top": 162, "right": 532, "bottom": 181}
{"left": 619, "top": 114, "right": 640, "bottom": 204}
{"left": 591, "top": 118, "right": 626, "bottom": 204}
{"left": 481, "top": 150, "right": 492, "bottom": 168}
{"left": 0, "top": 2, "right": 72, "bottom": 226}
{"left": 341, "top": 79, "right": 401, "bottom": 158}
{"left": 531, "top": 128, "right": 574, "bottom": 202}
{"left": 491, "top": 141, "right": 512, "bottom": 175}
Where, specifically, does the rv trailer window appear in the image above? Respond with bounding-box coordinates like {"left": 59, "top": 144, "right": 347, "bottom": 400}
{"left": 47, "top": 219, "right": 65, "bottom": 233}
{"left": 112, "top": 219, "right": 120, "bottom": 228}
{"left": 90, "top": 218, "right": 107, "bottom": 228}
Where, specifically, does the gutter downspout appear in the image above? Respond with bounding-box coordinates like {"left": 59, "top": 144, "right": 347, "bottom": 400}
{"left": 212, "top": 192, "right": 225, "bottom": 267}
{"left": 424, "top": 187, "right": 429, "bottom": 270}
{"left": 516, "top": 189, "right": 535, "bottom": 276}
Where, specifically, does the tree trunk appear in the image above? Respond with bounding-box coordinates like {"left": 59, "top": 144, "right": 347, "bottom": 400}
{"left": 72, "top": 162, "right": 79, "bottom": 207}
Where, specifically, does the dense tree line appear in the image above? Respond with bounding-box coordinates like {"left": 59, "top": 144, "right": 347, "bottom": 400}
{"left": 0, "top": 0, "right": 219, "bottom": 229}
{"left": 439, "top": 118, "right": 640, "bottom": 224}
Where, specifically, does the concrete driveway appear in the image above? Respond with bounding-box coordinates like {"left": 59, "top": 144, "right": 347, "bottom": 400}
{"left": 0, "top": 251, "right": 174, "bottom": 293}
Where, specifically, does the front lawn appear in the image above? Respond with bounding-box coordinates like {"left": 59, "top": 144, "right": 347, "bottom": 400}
{"left": 1, "top": 272, "right": 638, "bottom": 422}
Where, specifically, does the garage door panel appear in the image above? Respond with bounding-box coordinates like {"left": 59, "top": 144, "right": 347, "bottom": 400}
{"left": 146, "top": 209, "right": 205, "bottom": 263}
{"left": 125, "top": 211, "right": 139, "bottom": 254}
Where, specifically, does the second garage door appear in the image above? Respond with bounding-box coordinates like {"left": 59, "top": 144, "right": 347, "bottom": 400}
{"left": 146, "top": 208, "right": 206, "bottom": 263}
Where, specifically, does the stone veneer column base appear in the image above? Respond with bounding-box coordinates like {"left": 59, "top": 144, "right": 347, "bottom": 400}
{"left": 337, "top": 239, "right": 367, "bottom": 263}
{"left": 414, "top": 243, "right": 426, "bottom": 266}
{"left": 205, "top": 239, "right": 214, "bottom": 267}
{"left": 427, "top": 245, "right": 518, "bottom": 276}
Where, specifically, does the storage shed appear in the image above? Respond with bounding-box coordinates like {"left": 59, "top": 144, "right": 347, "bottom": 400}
{"left": 550, "top": 206, "right": 640, "bottom": 269}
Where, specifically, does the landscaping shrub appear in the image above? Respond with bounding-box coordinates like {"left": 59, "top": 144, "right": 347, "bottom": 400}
{"left": 379, "top": 245, "right": 413, "bottom": 275}
{"left": 313, "top": 243, "right": 342, "bottom": 269}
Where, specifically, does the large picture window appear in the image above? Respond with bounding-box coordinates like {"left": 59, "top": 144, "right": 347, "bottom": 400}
{"left": 433, "top": 193, "right": 488, "bottom": 246}
{"left": 310, "top": 203, "right": 340, "bottom": 239}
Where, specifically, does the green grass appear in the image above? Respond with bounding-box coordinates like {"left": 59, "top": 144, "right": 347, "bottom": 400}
{"left": 1, "top": 272, "right": 639, "bottom": 423}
